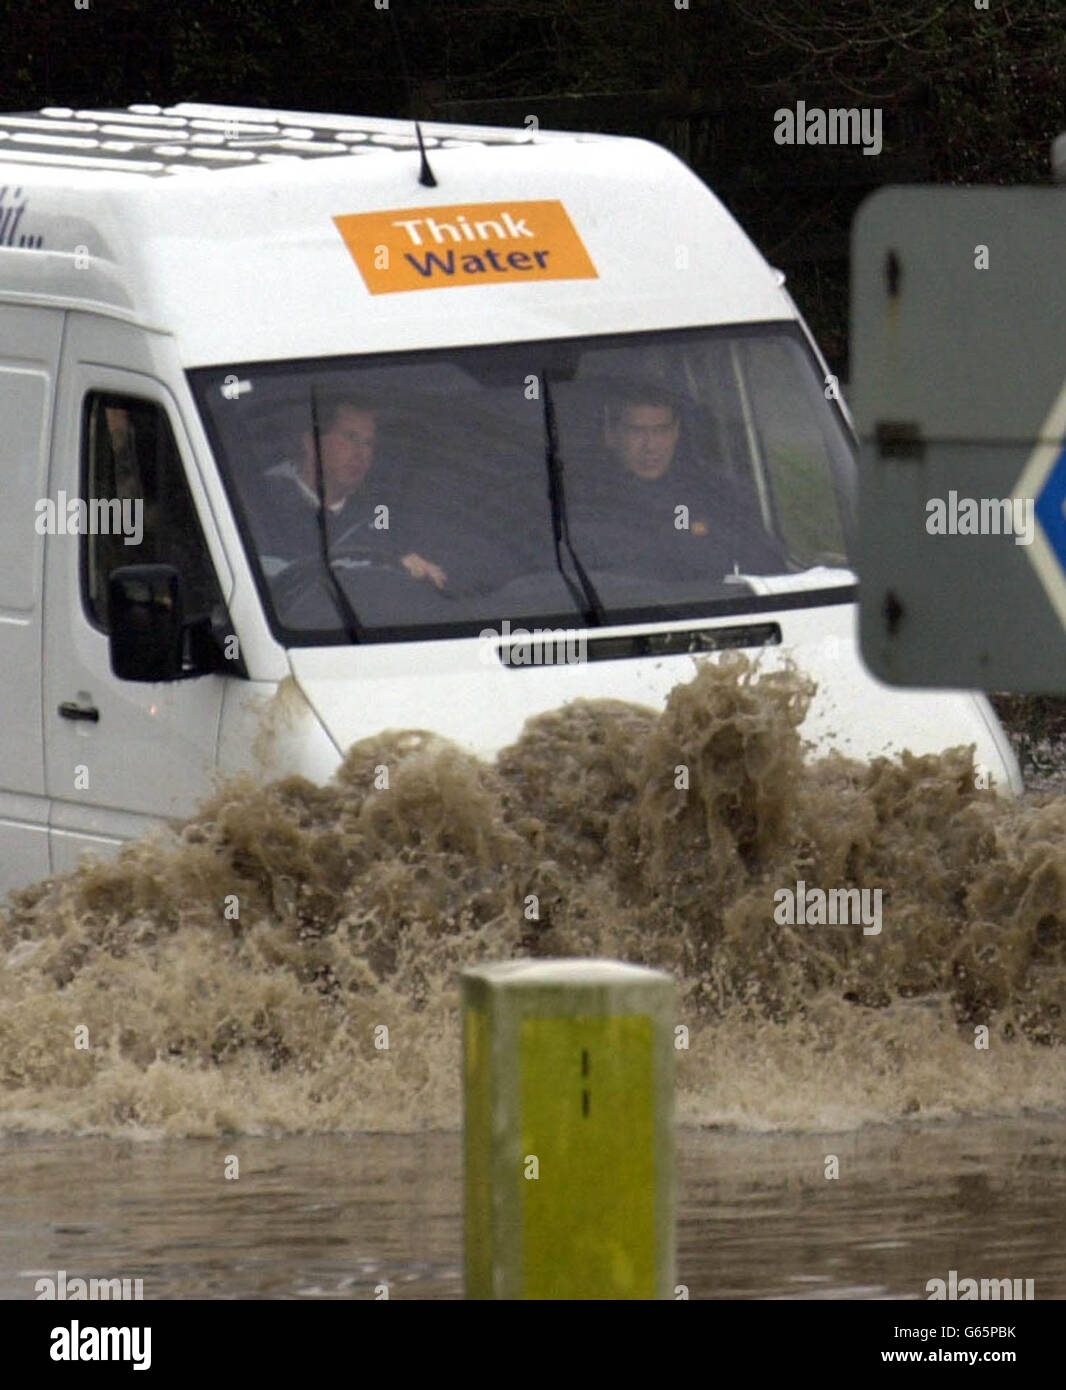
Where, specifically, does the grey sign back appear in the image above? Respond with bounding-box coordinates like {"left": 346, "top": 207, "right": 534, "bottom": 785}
{"left": 852, "top": 186, "right": 1066, "bottom": 692}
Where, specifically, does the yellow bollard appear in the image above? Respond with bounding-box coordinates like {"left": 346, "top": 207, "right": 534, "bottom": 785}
{"left": 462, "top": 958, "right": 675, "bottom": 1299}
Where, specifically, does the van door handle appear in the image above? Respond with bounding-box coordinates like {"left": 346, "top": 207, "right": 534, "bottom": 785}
{"left": 58, "top": 701, "right": 100, "bottom": 723}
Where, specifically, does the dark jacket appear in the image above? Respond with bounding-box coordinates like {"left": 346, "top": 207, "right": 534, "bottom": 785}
{"left": 245, "top": 462, "right": 407, "bottom": 572}
{"left": 566, "top": 454, "right": 786, "bottom": 579}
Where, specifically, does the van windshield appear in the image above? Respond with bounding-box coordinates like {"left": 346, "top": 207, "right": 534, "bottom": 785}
{"left": 188, "top": 324, "right": 856, "bottom": 643}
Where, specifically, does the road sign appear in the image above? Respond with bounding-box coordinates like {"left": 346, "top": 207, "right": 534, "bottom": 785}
{"left": 1015, "top": 382, "right": 1066, "bottom": 633}
{"left": 851, "top": 186, "right": 1066, "bottom": 691}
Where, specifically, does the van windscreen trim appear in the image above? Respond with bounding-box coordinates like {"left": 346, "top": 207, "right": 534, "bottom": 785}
{"left": 187, "top": 321, "right": 857, "bottom": 647}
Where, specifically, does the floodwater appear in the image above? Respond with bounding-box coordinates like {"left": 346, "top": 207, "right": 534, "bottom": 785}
{"left": 3, "top": 1119, "right": 1064, "bottom": 1299}
{"left": 2, "top": 656, "right": 1065, "bottom": 1298}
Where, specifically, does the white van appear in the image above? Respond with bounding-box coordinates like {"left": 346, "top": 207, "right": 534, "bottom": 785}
{"left": 0, "top": 102, "right": 1020, "bottom": 898}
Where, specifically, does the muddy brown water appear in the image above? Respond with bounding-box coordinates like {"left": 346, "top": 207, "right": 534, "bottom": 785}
{"left": 2, "top": 657, "right": 1064, "bottom": 1297}
{"left": 3, "top": 1120, "right": 1064, "bottom": 1299}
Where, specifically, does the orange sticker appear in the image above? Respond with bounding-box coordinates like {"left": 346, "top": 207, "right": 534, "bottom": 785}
{"left": 333, "top": 200, "right": 598, "bottom": 294}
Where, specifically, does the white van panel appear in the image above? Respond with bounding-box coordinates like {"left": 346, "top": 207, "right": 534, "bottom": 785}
{"left": 0, "top": 304, "right": 61, "bottom": 893}
{"left": 5, "top": 138, "right": 792, "bottom": 366}
{"left": 48, "top": 818, "right": 149, "bottom": 877}
{"left": 287, "top": 595, "right": 1022, "bottom": 793}
{"left": 217, "top": 678, "right": 345, "bottom": 784}
{"left": 42, "top": 321, "right": 229, "bottom": 870}
{"left": 0, "top": 808, "right": 52, "bottom": 896}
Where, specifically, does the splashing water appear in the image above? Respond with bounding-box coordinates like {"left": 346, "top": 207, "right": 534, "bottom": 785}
{"left": 2, "top": 654, "right": 1064, "bottom": 1138}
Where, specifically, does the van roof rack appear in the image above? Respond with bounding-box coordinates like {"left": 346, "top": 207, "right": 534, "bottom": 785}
{"left": 0, "top": 101, "right": 579, "bottom": 178}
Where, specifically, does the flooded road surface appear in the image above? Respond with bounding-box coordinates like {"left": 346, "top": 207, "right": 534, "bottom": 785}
{"left": 3, "top": 1117, "right": 1064, "bottom": 1299}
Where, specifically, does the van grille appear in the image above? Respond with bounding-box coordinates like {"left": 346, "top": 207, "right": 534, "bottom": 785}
{"left": 496, "top": 622, "right": 783, "bottom": 667}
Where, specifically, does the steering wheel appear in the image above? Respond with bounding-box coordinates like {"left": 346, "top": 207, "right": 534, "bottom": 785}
{"left": 270, "top": 549, "right": 462, "bottom": 628}
{"left": 267, "top": 549, "right": 395, "bottom": 610}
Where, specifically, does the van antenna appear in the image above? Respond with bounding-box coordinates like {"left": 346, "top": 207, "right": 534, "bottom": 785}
{"left": 386, "top": 3, "right": 438, "bottom": 186}
{"left": 415, "top": 122, "right": 437, "bottom": 187}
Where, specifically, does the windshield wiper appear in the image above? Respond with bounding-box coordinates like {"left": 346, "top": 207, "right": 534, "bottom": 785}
{"left": 309, "top": 385, "right": 365, "bottom": 643}
{"left": 541, "top": 370, "right": 606, "bottom": 627}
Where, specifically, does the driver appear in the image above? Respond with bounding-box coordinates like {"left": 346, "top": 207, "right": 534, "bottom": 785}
{"left": 250, "top": 396, "right": 448, "bottom": 588}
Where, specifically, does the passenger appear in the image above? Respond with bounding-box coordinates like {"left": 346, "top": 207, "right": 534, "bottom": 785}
{"left": 249, "top": 396, "right": 448, "bottom": 588}
{"left": 569, "top": 385, "right": 786, "bottom": 578}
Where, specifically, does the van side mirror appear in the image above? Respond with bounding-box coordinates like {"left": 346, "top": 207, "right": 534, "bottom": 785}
{"left": 108, "top": 564, "right": 185, "bottom": 681}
